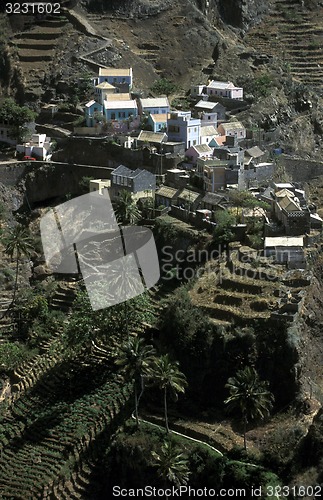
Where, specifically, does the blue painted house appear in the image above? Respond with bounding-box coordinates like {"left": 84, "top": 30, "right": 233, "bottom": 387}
{"left": 96, "top": 67, "right": 133, "bottom": 92}
{"left": 140, "top": 97, "right": 170, "bottom": 116}
{"left": 85, "top": 100, "right": 103, "bottom": 127}
{"left": 147, "top": 113, "right": 168, "bottom": 133}
{"left": 167, "top": 111, "right": 201, "bottom": 149}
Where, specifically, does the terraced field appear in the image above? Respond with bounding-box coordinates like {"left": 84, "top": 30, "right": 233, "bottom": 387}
{"left": 0, "top": 358, "right": 133, "bottom": 499}
{"left": 10, "top": 16, "right": 74, "bottom": 100}
{"left": 245, "top": 0, "right": 323, "bottom": 92}
{"left": 190, "top": 243, "right": 309, "bottom": 326}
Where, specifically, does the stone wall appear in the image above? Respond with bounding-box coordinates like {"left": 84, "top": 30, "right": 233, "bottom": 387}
{"left": 280, "top": 155, "right": 323, "bottom": 182}
{"left": 0, "top": 161, "right": 114, "bottom": 206}
{"left": 52, "top": 137, "right": 178, "bottom": 171}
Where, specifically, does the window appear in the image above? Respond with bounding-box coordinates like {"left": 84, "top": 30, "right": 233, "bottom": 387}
{"left": 193, "top": 140, "right": 196, "bottom": 146}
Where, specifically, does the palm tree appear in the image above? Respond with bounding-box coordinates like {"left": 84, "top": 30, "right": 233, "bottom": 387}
{"left": 115, "top": 336, "right": 156, "bottom": 426}
{"left": 224, "top": 366, "right": 274, "bottom": 450}
{"left": 115, "top": 190, "right": 141, "bottom": 225}
{"left": 151, "top": 439, "right": 190, "bottom": 487}
{"left": 150, "top": 354, "right": 187, "bottom": 433}
{"left": 1, "top": 225, "right": 34, "bottom": 311}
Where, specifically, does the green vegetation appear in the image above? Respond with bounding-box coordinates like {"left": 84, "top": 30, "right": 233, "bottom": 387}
{"left": 150, "top": 78, "right": 179, "bottom": 96}
{"left": 151, "top": 439, "right": 190, "bottom": 486}
{"left": 102, "top": 422, "right": 280, "bottom": 495}
{"left": 115, "top": 337, "right": 156, "bottom": 426}
{"left": 1, "top": 224, "right": 34, "bottom": 310}
{"left": 225, "top": 366, "right": 274, "bottom": 450}
{"left": 0, "top": 98, "right": 36, "bottom": 141}
{"left": 0, "top": 342, "right": 35, "bottom": 371}
{"left": 149, "top": 354, "right": 187, "bottom": 433}
{"left": 63, "top": 287, "right": 154, "bottom": 352}
{"left": 114, "top": 190, "right": 142, "bottom": 224}
{"left": 213, "top": 210, "right": 235, "bottom": 246}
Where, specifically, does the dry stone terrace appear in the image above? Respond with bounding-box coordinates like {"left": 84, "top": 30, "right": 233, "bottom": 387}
{"left": 189, "top": 242, "right": 311, "bottom": 327}
{"left": 245, "top": 0, "right": 323, "bottom": 92}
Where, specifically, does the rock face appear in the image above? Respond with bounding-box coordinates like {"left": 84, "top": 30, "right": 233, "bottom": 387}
{"left": 197, "top": 0, "right": 269, "bottom": 30}
{"left": 82, "top": 0, "right": 173, "bottom": 17}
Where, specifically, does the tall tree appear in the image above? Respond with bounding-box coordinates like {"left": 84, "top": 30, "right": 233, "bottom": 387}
{"left": 1, "top": 225, "right": 34, "bottom": 311}
{"left": 115, "top": 337, "right": 156, "bottom": 426}
{"left": 115, "top": 190, "right": 141, "bottom": 225}
{"left": 0, "top": 98, "right": 36, "bottom": 141}
{"left": 151, "top": 439, "right": 190, "bottom": 487}
{"left": 225, "top": 366, "right": 274, "bottom": 450}
{"left": 150, "top": 354, "right": 187, "bottom": 433}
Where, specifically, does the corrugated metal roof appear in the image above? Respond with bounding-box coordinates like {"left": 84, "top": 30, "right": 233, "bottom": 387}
{"left": 105, "top": 93, "right": 131, "bottom": 101}
{"left": 200, "top": 125, "right": 218, "bottom": 137}
{"left": 278, "top": 196, "right": 302, "bottom": 212}
{"left": 265, "top": 236, "right": 304, "bottom": 247}
{"left": 141, "top": 97, "right": 169, "bottom": 108}
{"left": 178, "top": 189, "right": 201, "bottom": 202}
{"left": 245, "top": 146, "right": 264, "bottom": 158}
{"left": 85, "top": 100, "right": 97, "bottom": 107}
{"left": 150, "top": 113, "right": 169, "bottom": 123}
{"left": 202, "top": 192, "right": 227, "bottom": 205}
{"left": 220, "top": 121, "right": 245, "bottom": 131}
{"left": 99, "top": 68, "right": 132, "bottom": 76}
{"left": 137, "top": 131, "right": 167, "bottom": 143}
{"left": 275, "top": 188, "right": 294, "bottom": 198}
{"left": 156, "top": 186, "right": 179, "bottom": 198}
{"left": 207, "top": 80, "right": 236, "bottom": 89}
{"left": 195, "top": 100, "right": 219, "bottom": 110}
{"left": 192, "top": 144, "right": 213, "bottom": 154}
{"left": 96, "top": 82, "right": 115, "bottom": 89}
{"left": 104, "top": 99, "right": 137, "bottom": 110}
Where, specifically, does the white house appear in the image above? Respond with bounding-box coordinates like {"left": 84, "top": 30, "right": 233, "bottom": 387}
{"left": 140, "top": 97, "right": 170, "bottom": 116}
{"left": 206, "top": 80, "right": 243, "bottom": 100}
{"left": 200, "top": 124, "right": 218, "bottom": 145}
{"left": 89, "top": 179, "right": 111, "bottom": 195}
{"left": 167, "top": 111, "right": 201, "bottom": 149}
{"left": 16, "top": 133, "right": 52, "bottom": 160}
{"left": 191, "top": 85, "right": 206, "bottom": 98}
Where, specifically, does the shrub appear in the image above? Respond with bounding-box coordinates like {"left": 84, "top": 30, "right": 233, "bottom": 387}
{"left": 150, "top": 78, "right": 179, "bottom": 96}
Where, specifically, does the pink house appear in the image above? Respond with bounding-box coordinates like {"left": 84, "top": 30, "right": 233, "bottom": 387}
{"left": 185, "top": 143, "right": 213, "bottom": 165}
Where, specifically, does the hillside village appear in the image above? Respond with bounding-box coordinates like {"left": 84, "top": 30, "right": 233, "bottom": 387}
{"left": 1, "top": 64, "right": 323, "bottom": 270}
